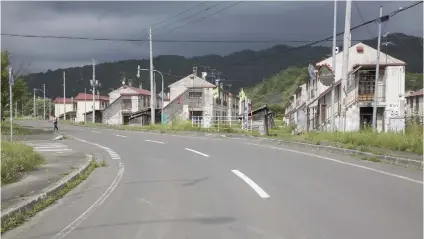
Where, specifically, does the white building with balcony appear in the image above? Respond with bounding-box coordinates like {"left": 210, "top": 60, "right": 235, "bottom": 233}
{"left": 405, "top": 89, "right": 423, "bottom": 124}
{"left": 286, "top": 42, "right": 406, "bottom": 133}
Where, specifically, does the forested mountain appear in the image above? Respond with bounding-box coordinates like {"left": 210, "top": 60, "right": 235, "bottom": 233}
{"left": 23, "top": 33, "right": 422, "bottom": 100}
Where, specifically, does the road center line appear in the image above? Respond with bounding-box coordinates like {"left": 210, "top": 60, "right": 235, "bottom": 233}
{"left": 145, "top": 140, "right": 165, "bottom": 144}
{"left": 185, "top": 148, "right": 209, "bottom": 157}
{"left": 113, "top": 134, "right": 127, "bottom": 138}
{"left": 92, "top": 131, "right": 100, "bottom": 133}
{"left": 231, "top": 170, "right": 270, "bottom": 199}
{"left": 245, "top": 142, "right": 423, "bottom": 185}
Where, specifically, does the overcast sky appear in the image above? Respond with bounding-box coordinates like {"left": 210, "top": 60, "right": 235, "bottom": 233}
{"left": 1, "top": 1, "right": 422, "bottom": 73}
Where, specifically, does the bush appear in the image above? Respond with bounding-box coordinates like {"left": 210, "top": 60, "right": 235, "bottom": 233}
{"left": 1, "top": 141, "right": 45, "bottom": 185}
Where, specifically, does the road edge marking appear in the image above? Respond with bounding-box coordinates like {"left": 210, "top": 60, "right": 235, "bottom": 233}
{"left": 245, "top": 142, "right": 423, "bottom": 185}
{"left": 231, "top": 170, "right": 270, "bottom": 199}
{"left": 52, "top": 135, "right": 125, "bottom": 239}
{"left": 185, "top": 148, "right": 209, "bottom": 157}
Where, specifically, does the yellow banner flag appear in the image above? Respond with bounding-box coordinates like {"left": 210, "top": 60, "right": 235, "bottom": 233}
{"left": 239, "top": 88, "right": 246, "bottom": 100}
{"left": 212, "top": 87, "right": 219, "bottom": 99}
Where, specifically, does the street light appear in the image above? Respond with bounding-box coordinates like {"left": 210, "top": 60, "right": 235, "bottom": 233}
{"left": 34, "top": 86, "right": 46, "bottom": 120}
{"left": 137, "top": 65, "right": 165, "bottom": 124}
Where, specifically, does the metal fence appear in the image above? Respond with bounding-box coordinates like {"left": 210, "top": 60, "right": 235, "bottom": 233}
{"left": 190, "top": 115, "right": 256, "bottom": 131}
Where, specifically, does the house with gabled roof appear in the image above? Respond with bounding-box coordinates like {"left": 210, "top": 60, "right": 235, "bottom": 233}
{"left": 74, "top": 93, "right": 109, "bottom": 123}
{"left": 102, "top": 84, "right": 167, "bottom": 125}
{"left": 286, "top": 42, "right": 407, "bottom": 133}
{"left": 160, "top": 73, "right": 239, "bottom": 126}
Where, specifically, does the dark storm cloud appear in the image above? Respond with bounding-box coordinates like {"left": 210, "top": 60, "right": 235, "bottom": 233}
{"left": 1, "top": 1, "right": 422, "bottom": 73}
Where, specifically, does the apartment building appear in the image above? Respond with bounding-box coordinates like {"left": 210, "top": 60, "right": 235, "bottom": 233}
{"left": 405, "top": 89, "right": 423, "bottom": 124}
{"left": 74, "top": 93, "right": 109, "bottom": 123}
{"left": 285, "top": 42, "right": 407, "bottom": 133}
{"left": 53, "top": 97, "right": 75, "bottom": 119}
{"left": 162, "top": 73, "right": 239, "bottom": 127}
{"left": 102, "top": 84, "right": 167, "bottom": 125}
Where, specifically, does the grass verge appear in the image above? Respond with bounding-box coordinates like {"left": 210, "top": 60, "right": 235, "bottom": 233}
{"left": 1, "top": 141, "right": 45, "bottom": 185}
{"left": 269, "top": 124, "right": 423, "bottom": 155}
{"left": 64, "top": 120, "right": 423, "bottom": 155}
{"left": 1, "top": 122, "right": 32, "bottom": 136}
{"left": 1, "top": 160, "right": 101, "bottom": 234}
{"left": 64, "top": 120, "right": 261, "bottom": 136}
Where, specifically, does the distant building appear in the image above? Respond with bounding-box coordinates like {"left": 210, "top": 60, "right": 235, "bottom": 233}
{"left": 74, "top": 93, "right": 109, "bottom": 123}
{"left": 161, "top": 73, "right": 239, "bottom": 127}
{"left": 405, "top": 89, "right": 423, "bottom": 124}
{"left": 53, "top": 97, "right": 75, "bottom": 120}
{"left": 102, "top": 85, "right": 165, "bottom": 125}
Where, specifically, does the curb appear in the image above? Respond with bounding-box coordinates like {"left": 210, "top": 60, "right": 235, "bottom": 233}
{"left": 0, "top": 154, "right": 93, "bottom": 223}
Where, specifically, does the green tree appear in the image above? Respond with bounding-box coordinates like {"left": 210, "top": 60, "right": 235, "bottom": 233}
{"left": 1, "top": 50, "right": 31, "bottom": 117}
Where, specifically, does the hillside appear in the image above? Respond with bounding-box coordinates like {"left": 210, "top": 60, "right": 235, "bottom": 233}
{"left": 23, "top": 33, "right": 422, "bottom": 99}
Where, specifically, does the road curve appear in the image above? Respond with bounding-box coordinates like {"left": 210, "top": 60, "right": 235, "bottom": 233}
{"left": 5, "top": 121, "right": 423, "bottom": 239}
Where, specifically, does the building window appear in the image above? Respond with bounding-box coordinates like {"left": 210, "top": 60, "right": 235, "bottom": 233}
{"left": 122, "top": 99, "right": 132, "bottom": 110}
{"left": 189, "top": 91, "right": 202, "bottom": 98}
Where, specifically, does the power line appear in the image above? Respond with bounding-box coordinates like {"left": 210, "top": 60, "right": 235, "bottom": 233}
{"left": 354, "top": 1, "right": 374, "bottom": 38}
{"left": 156, "top": 1, "right": 243, "bottom": 36}
{"left": 152, "top": 2, "right": 226, "bottom": 32}
{"left": 7, "top": 33, "right": 418, "bottom": 43}
{"left": 226, "top": 1, "right": 423, "bottom": 69}
{"left": 112, "top": 2, "right": 209, "bottom": 54}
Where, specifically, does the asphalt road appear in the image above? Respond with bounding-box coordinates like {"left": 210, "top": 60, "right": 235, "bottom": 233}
{"left": 5, "top": 120, "right": 423, "bottom": 239}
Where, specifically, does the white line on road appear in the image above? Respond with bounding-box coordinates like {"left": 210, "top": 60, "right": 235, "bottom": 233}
{"left": 92, "top": 131, "right": 100, "bottom": 133}
{"left": 145, "top": 140, "right": 165, "bottom": 144}
{"left": 231, "top": 170, "right": 270, "bottom": 199}
{"left": 185, "top": 148, "right": 209, "bottom": 157}
{"left": 246, "top": 143, "right": 423, "bottom": 185}
{"left": 113, "top": 134, "right": 127, "bottom": 138}
{"left": 53, "top": 135, "right": 124, "bottom": 239}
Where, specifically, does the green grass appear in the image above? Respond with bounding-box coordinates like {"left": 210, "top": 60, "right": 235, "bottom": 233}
{"left": 1, "top": 122, "right": 32, "bottom": 136}
{"left": 269, "top": 123, "right": 423, "bottom": 155}
{"left": 1, "top": 160, "right": 99, "bottom": 234}
{"left": 1, "top": 141, "right": 45, "bottom": 185}
{"left": 65, "top": 120, "right": 260, "bottom": 136}
{"left": 64, "top": 120, "right": 423, "bottom": 155}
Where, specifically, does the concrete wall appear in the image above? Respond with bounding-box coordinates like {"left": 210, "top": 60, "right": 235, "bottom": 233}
{"left": 102, "top": 98, "right": 123, "bottom": 125}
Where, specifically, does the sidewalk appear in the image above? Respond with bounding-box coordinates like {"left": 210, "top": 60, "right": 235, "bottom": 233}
{"left": 1, "top": 133, "right": 101, "bottom": 212}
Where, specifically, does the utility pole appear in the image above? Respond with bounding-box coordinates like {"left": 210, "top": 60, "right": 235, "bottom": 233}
{"left": 330, "top": 0, "right": 338, "bottom": 132}
{"left": 63, "top": 71, "right": 66, "bottom": 120}
{"left": 43, "top": 84, "right": 46, "bottom": 120}
{"left": 149, "top": 26, "right": 155, "bottom": 124}
{"left": 84, "top": 88, "right": 87, "bottom": 123}
{"left": 9, "top": 67, "right": 14, "bottom": 141}
{"left": 91, "top": 59, "right": 97, "bottom": 123}
{"left": 340, "top": 0, "right": 351, "bottom": 132}
{"left": 372, "top": 6, "right": 383, "bottom": 131}
{"left": 33, "top": 88, "right": 36, "bottom": 118}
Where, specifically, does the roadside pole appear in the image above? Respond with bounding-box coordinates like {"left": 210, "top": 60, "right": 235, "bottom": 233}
{"left": 330, "top": 0, "right": 337, "bottom": 131}
{"left": 372, "top": 6, "right": 383, "bottom": 131}
{"left": 9, "top": 67, "right": 14, "bottom": 141}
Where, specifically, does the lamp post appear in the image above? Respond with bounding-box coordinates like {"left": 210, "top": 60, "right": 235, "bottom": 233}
{"left": 137, "top": 65, "right": 164, "bottom": 124}
{"left": 34, "top": 87, "right": 46, "bottom": 119}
